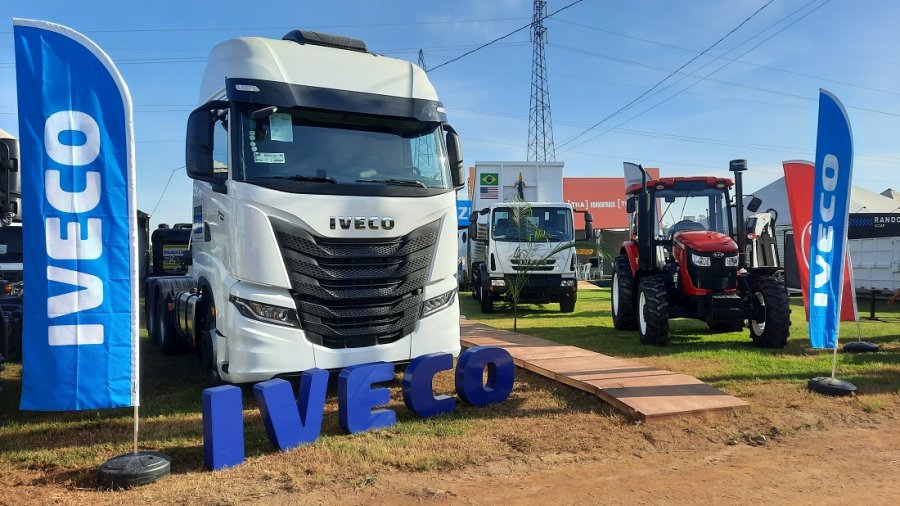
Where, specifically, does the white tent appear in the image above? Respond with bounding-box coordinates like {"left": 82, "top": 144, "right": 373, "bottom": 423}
{"left": 742, "top": 177, "right": 900, "bottom": 292}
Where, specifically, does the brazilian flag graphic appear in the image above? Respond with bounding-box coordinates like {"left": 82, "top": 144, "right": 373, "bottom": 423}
{"left": 480, "top": 173, "right": 498, "bottom": 186}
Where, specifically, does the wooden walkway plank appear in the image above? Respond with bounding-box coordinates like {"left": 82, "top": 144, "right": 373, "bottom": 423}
{"left": 459, "top": 319, "right": 748, "bottom": 421}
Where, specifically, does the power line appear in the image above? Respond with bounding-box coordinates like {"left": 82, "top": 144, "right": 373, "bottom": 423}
{"left": 557, "top": 0, "right": 776, "bottom": 150}
{"left": 560, "top": 0, "right": 843, "bottom": 152}
{"left": 427, "top": 0, "right": 586, "bottom": 73}
{"left": 0, "top": 17, "right": 530, "bottom": 36}
{"left": 149, "top": 166, "right": 185, "bottom": 217}
{"left": 551, "top": 17, "right": 900, "bottom": 98}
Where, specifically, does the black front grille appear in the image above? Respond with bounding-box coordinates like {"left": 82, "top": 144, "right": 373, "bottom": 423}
{"left": 686, "top": 252, "right": 737, "bottom": 291}
{"left": 271, "top": 219, "right": 439, "bottom": 349}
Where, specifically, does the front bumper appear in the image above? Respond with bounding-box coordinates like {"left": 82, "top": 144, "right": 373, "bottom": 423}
{"left": 487, "top": 274, "right": 577, "bottom": 301}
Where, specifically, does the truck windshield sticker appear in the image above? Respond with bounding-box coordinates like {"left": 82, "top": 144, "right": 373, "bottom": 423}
{"left": 269, "top": 113, "right": 294, "bottom": 142}
{"left": 254, "top": 152, "right": 286, "bottom": 164}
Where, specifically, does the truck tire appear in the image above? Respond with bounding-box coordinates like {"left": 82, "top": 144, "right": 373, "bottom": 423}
{"left": 146, "top": 286, "right": 160, "bottom": 346}
{"left": 479, "top": 284, "right": 494, "bottom": 313}
{"left": 559, "top": 294, "right": 576, "bottom": 313}
{"left": 471, "top": 268, "right": 480, "bottom": 301}
{"left": 748, "top": 276, "right": 791, "bottom": 348}
{"left": 611, "top": 255, "right": 637, "bottom": 330}
{"left": 638, "top": 276, "right": 669, "bottom": 346}
{"left": 157, "top": 293, "right": 188, "bottom": 355}
{"left": 200, "top": 294, "right": 222, "bottom": 385}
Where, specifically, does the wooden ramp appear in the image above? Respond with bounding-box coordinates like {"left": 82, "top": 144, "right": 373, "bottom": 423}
{"left": 460, "top": 320, "right": 748, "bottom": 421}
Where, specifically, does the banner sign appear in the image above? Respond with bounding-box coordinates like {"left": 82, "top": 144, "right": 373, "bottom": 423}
{"left": 782, "top": 160, "right": 856, "bottom": 323}
{"left": 456, "top": 199, "right": 471, "bottom": 228}
{"left": 15, "top": 19, "right": 138, "bottom": 410}
{"left": 808, "top": 89, "right": 854, "bottom": 349}
{"left": 848, "top": 213, "right": 900, "bottom": 239}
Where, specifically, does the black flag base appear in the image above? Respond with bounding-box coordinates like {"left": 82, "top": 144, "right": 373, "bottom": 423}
{"left": 843, "top": 341, "right": 880, "bottom": 353}
{"left": 808, "top": 376, "right": 857, "bottom": 397}
{"left": 99, "top": 451, "right": 170, "bottom": 488}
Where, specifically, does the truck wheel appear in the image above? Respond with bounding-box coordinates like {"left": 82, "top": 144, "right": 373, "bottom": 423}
{"left": 559, "top": 294, "right": 576, "bottom": 313}
{"left": 707, "top": 321, "right": 744, "bottom": 333}
{"left": 146, "top": 288, "right": 160, "bottom": 346}
{"left": 157, "top": 293, "right": 186, "bottom": 355}
{"left": 748, "top": 276, "right": 791, "bottom": 348}
{"left": 479, "top": 284, "right": 494, "bottom": 313}
{"left": 638, "top": 276, "right": 669, "bottom": 346}
{"left": 612, "top": 255, "right": 637, "bottom": 330}
{"left": 201, "top": 296, "right": 222, "bottom": 385}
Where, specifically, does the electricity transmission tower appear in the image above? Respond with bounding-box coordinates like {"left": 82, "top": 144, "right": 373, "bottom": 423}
{"left": 527, "top": 0, "right": 556, "bottom": 161}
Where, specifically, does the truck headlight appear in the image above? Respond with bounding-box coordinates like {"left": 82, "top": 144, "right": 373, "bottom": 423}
{"left": 422, "top": 289, "right": 456, "bottom": 317}
{"left": 560, "top": 279, "right": 576, "bottom": 287}
{"left": 230, "top": 295, "right": 301, "bottom": 327}
{"left": 725, "top": 254, "right": 739, "bottom": 267}
{"left": 490, "top": 279, "right": 506, "bottom": 287}
{"left": 691, "top": 253, "right": 711, "bottom": 267}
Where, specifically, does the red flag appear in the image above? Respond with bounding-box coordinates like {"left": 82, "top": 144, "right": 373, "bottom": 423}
{"left": 782, "top": 160, "right": 857, "bottom": 321}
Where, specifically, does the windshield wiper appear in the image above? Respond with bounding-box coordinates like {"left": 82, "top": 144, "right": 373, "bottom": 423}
{"left": 251, "top": 175, "right": 336, "bottom": 184}
{"left": 355, "top": 178, "right": 427, "bottom": 188}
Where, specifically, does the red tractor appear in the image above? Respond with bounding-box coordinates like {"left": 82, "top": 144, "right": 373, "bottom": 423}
{"left": 611, "top": 160, "right": 790, "bottom": 347}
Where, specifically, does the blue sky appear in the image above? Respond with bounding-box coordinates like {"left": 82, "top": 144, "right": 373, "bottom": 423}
{"left": 2, "top": 0, "right": 898, "bottom": 228}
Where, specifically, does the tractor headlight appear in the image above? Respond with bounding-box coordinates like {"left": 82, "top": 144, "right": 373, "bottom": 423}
{"left": 691, "top": 253, "right": 711, "bottom": 267}
{"left": 230, "top": 295, "right": 301, "bottom": 327}
{"left": 725, "top": 254, "right": 740, "bottom": 267}
{"left": 422, "top": 289, "right": 457, "bottom": 317}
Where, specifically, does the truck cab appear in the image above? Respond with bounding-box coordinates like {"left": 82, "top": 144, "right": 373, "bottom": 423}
{"left": 148, "top": 31, "right": 465, "bottom": 384}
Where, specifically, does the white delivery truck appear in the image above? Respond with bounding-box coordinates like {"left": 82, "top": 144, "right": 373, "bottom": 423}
{"left": 146, "top": 31, "right": 465, "bottom": 384}
{"left": 466, "top": 162, "right": 591, "bottom": 313}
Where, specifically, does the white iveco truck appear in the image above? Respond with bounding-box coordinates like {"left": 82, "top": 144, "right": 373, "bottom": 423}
{"left": 146, "top": 31, "right": 465, "bottom": 384}
{"left": 466, "top": 162, "right": 592, "bottom": 314}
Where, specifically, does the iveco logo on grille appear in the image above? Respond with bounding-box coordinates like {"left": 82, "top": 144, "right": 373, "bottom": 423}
{"left": 713, "top": 252, "right": 725, "bottom": 258}
{"left": 330, "top": 216, "right": 395, "bottom": 230}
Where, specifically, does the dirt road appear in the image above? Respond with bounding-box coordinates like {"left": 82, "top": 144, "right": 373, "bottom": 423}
{"left": 325, "top": 423, "right": 899, "bottom": 505}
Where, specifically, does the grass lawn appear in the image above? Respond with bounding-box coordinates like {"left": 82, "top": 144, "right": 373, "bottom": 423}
{"left": 0, "top": 288, "right": 897, "bottom": 501}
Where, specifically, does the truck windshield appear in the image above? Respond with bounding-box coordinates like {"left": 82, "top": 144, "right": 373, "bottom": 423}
{"left": 236, "top": 105, "right": 451, "bottom": 191}
{"left": 491, "top": 207, "right": 573, "bottom": 242}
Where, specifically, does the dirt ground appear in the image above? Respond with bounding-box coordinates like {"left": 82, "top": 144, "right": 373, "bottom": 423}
{"left": 297, "top": 422, "right": 900, "bottom": 505}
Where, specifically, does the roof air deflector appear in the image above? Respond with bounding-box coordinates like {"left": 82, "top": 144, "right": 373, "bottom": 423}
{"left": 282, "top": 30, "right": 368, "bottom": 52}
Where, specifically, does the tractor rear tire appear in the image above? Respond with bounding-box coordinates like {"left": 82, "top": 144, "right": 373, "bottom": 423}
{"left": 748, "top": 276, "right": 791, "bottom": 348}
{"left": 611, "top": 255, "right": 637, "bottom": 330}
{"left": 638, "top": 276, "right": 670, "bottom": 346}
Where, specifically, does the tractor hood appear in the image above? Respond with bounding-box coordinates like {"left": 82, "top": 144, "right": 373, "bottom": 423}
{"left": 673, "top": 230, "right": 738, "bottom": 253}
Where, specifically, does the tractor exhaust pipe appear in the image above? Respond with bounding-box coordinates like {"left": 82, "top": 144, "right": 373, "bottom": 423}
{"left": 729, "top": 159, "right": 747, "bottom": 269}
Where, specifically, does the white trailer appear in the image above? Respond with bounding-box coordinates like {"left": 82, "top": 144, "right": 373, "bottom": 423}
{"left": 147, "top": 31, "right": 465, "bottom": 384}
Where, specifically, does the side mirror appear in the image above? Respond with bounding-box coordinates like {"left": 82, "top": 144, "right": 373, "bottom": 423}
{"left": 626, "top": 197, "right": 635, "bottom": 214}
{"left": 186, "top": 100, "right": 228, "bottom": 192}
{"left": 444, "top": 124, "right": 464, "bottom": 189}
{"left": 747, "top": 196, "right": 762, "bottom": 213}
{"left": 468, "top": 221, "right": 477, "bottom": 241}
{"left": 0, "top": 136, "right": 22, "bottom": 223}
{"left": 583, "top": 212, "right": 593, "bottom": 241}
{"left": 461, "top": 231, "right": 467, "bottom": 243}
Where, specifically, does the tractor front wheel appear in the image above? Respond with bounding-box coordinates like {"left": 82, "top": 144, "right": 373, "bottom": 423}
{"left": 748, "top": 276, "right": 791, "bottom": 348}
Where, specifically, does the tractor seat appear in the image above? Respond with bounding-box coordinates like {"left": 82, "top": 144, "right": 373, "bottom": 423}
{"left": 669, "top": 220, "right": 706, "bottom": 237}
